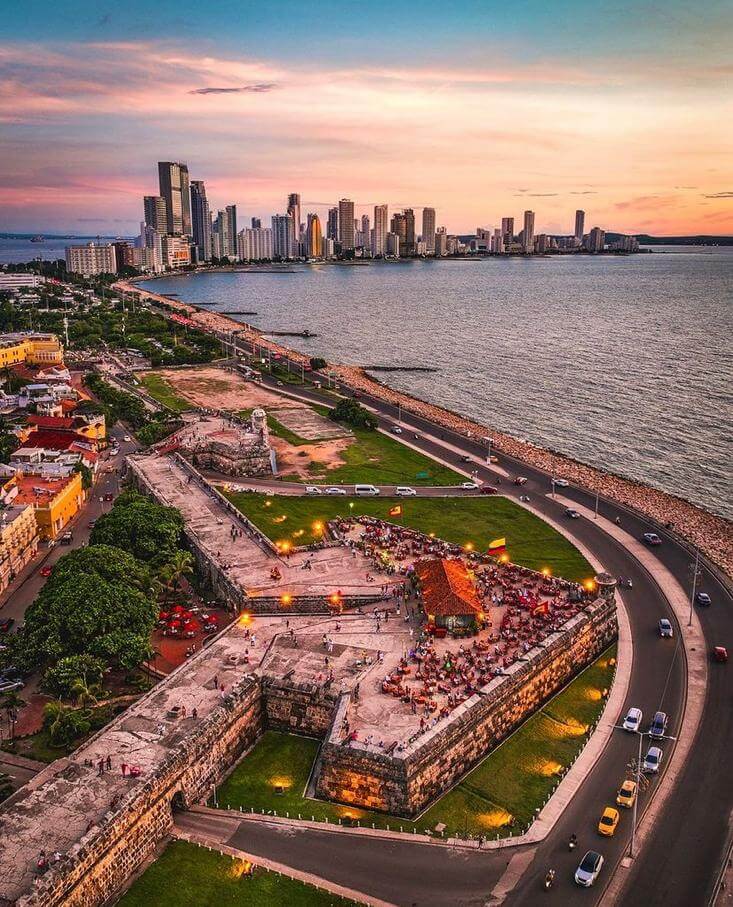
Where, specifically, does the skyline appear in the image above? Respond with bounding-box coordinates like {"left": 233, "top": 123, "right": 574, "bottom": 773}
{"left": 1, "top": 1, "right": 732, "bottom": 234}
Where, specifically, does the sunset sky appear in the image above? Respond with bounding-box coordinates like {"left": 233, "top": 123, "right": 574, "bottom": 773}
{"left": 2, "top": 0, "right": 731, "bottom": 235}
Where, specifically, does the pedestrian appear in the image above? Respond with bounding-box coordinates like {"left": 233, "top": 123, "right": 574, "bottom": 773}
{"left": 121, "top": 763, "right": 127, "bottom": 777}
{"left": 192, "top": 707, "right": 198, "bottom": 719}
{"left": 106, "top": 755, "right": 112, "bottom": 771}
{"left": 213, "top": 674, "right": 219, "bottom": 688}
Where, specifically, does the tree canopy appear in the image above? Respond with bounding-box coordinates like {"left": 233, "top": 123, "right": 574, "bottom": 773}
{"left": 90, "top": 492, "right": 183, "bottom": 565}
{"left": 329, "top": 397, "right": 378, "bottom": 431}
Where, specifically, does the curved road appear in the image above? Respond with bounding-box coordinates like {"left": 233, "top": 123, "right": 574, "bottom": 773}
{"left": 183, "top": 339, "right": 731, "bottom": 903}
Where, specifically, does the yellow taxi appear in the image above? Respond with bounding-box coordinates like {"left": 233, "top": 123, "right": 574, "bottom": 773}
{"left": 598, "top": 806, "right": 620, "bottom": 836}
{"left": 616, "top": 779, "right": 638, "bottom": 809}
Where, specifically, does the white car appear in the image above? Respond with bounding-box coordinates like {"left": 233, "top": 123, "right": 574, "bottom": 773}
{"left": 553, "top": 478, "right": 569, "bottom": 487}
{"left": 575, "top": 850, "right": 604, "bottom": 887}
{"left": 622, "top": 707, "right": 643, "bottom": 732}
{"left": 325, "top": 487, "right": 347, "bottom": 495}
{"left": 643, "top": 745, "right": 663, "bottom": 773}
{"left": 123, "top": 435, "right": 132, "bottom": 443}
{"left": 461, "top": 482, "right": 479, "bottom": 490}
{"left": 659, "top": 618, "right": 674, "bottom": 638}
{"left": 391, "top": 426, "right": 403, "bottom": 434}
{"left": 395, "top": 486, "right": 417, "bottom": 496}
{"left": 304, "top": 486, "right": 321, "bottom": 495}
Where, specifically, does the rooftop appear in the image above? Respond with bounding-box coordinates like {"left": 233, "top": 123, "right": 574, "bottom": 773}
{"left": 415, "top": 558, "right": 483, "bottom": 617}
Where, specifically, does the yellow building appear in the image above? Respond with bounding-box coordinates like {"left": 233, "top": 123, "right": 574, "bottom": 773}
{"left": 0, "top": 333, "right": 65, "bottom": 368}
{"left": 0, "top": 497, "right": 40, "bottom": 592}
{"left": 14, "top": 471, "right": 84, "bottom": 540}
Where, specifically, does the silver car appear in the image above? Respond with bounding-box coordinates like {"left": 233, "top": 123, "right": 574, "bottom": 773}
{"left": 643, "top": 746, "right": 663, "bottom": 773}
{"left": 575, "top": 850, "right": 604, "bottom": 887}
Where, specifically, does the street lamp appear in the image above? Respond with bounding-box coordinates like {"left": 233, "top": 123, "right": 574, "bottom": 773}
{"left": 687, "top": 548, "right": 701, "bottom": 628}
{"left": 614, "top": 724, "right": 676, "bottom": 859}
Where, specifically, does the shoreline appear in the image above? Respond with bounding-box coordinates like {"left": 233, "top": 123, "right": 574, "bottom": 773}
{"left": 115, "top": 277, "right": 733, "bottom": 579}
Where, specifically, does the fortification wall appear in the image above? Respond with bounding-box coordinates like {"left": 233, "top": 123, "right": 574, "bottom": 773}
{"left": 317, "top": 596, "right": 617, "bottom": 817}
{"left": 17, "top": 681, "right": 262, "bottom": 907}
{"left": 263, "top": 678, "right": 339, "bottom": 736}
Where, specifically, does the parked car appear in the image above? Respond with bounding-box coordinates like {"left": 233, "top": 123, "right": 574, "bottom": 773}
{"left": 643, "top": 532, "right": 662, "bottom": 546}
{"left": 0, "top": 618, "right": 15, "bottom": 634}
{"left": 597, "top": 807, "right": 620, "bottom": 836}
{"left": 696, "top": 592, "right": 712, "bottom": 606}
{"left": 658, "top": 618, "right": 674, "bottom": 638}
{"left": 616, "top": 779, "right": 638, "bottom": 809}
{"left": 514, "top": 476, "right": 528, "bottom": 486}
{"left": 460, "top": 482, "right": 478, "bottom": 490}
{"left": 325, "top": 487, "right": 347, "bottom": 495}
{"left": 565, "top": 508, "right": 580, "bottom": 519}
{"left": 395, "top": 486, "right": 417, "bottom": 496}
{"left": 354, "top": 484, "right": 380, "bottom": 496}
{"left": 643, "top": 745, "right": 663, "bottom": 773}
{"left": 304, "top": 486, "right": 321, "bottom": 495}
{"left": 59, "top": 531, "right": 73, "bottom": 545}
{"left": 123, "top": 435, "right": 132, "bottom": 442}
{"left": 622, "top": 707, "right": 643, "bottom": 732}
{"left": 649, "top": 711, "right": 668, "bottom": 738}
{"left": 575, "top": 851, "right": 604, "bottom": 887}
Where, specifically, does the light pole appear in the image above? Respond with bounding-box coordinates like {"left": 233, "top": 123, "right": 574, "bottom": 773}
{"left": 594, "top": 489, "right": 600, "bottom": 519}
{"left": 687, "top": 548, "right": 701, "bottom": 627}
{"left": 485, "top": 436, "right": 492, "bottom": 466}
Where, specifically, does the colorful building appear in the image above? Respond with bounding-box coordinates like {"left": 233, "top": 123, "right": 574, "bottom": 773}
{"left": 14, "top": 471, "right": 84, "bottom": 540}
{"left": 0, "top": 333, "right": 64, "bottom": 368}
{"left": 415, "top": 558, "right": 484, "bottom": 631}
{"left": 0, "top": 478, "right": 40, "bottom": 591}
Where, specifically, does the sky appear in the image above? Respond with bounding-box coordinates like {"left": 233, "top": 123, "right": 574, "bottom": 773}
{"left": 1, "top": 0, "right": 732, "bottom": 235}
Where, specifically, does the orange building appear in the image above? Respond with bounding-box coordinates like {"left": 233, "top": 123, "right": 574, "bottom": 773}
{"left": 14, "top": 472, "right": 84, "bottom": 540}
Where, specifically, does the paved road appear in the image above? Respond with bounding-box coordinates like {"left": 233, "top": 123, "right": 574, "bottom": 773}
{"left": 220, "top": 348, "right": 732, "bottom": 906}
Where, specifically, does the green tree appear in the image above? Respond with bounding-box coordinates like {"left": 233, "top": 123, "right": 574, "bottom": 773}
{"left": 42, "top": 700, "right": 91, "bottom": 747}
{"left": 90, "top": 496, "right": 183, "bottom": 564}
{"left": 329, "top": 397, "right": 378, "bottom": 430}
{"left": 42, "top": 654, "right": 106, "bottom": 701}
{"left": 158, "top": 550, "right": 195, "bottom": 598}
{"left": 20, "top": 546, "right": 157, "bottom": 672}
{"left": 0, "top": 772, "right": 13, "bottom": 803}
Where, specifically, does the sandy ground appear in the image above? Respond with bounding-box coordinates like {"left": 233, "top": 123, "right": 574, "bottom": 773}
{"left": 143, "top": 366, "right": 284, "bottom": 412}
{"left": 273, "top": 436, "right": 351, "bottom": 479}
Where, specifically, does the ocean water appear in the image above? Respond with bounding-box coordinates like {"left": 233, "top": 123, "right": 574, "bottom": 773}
{"left": 130, "top": 251, "right": 732, "bottom": 519}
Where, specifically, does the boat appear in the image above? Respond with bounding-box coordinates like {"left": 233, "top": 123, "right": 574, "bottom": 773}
{"left": 30, "top": 235, "right": 44, "bottom": 243}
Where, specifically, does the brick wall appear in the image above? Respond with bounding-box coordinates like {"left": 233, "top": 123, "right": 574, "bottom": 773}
{"left": 263, "top": 678, "right": 338, "bottom": 737}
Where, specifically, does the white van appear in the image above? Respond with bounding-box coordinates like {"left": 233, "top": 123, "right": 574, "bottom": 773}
{"left": 354, "top": 484, "right": 380, "bottom": 496}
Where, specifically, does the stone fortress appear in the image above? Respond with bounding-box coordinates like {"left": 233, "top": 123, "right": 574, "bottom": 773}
{"left": 168, "top": 409, "right": 273, "bottom": 477}
{"left": 0, "top": 450, "right": 619, "bottom": 907}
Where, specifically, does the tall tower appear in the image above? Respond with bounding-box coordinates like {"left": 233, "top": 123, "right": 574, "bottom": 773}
{"left": 143, "top": 196, "right": 167, "bottom": 233}
{"left": 326, "top": 207, "right": 339, "bottom": 241}
{"left": 338, "top": 199, "right": 355, "bottom": 250}
{"left": 523, "top": 210, "right": 535, "bottom": 252}
{"left": 422, "top": 207, "right": 436, "bottom": 254}
{"left": 287, "top": 193, "right": 301, "bottom": 239}
{"left": 190, "top": 181, "right": 212, "bottom": 261}
{"left": 501, "top": 217, "right": 514, "bottom": 245}
{"left": 157, "top": 161, "right": 191, "bottom": 236}
{"left": 306, "top": 213, "right": 323, "bottom": 258}
{"left": 272, "top": 214, "right": 295, "bottom": 259}
{"left": 403, "top": 208, "right": 416, "bottom": 256}
{"left": 574, "top": 209, "right": 585, "bottom": 242}
{"left": 225, "top": 205, "right": 237, "bottom": 257}
{"left": 372, "top": 204, "right": 388, "bottom": 257}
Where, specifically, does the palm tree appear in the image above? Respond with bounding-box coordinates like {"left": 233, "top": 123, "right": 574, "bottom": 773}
{"left": 158, "top": 550, "right": 195, "bottom": 598}
{"left": 1, "top": 691, "right": 23, "bottom": 742}
{"left": 69, "top": 675, "right": 101, "bottom": 709}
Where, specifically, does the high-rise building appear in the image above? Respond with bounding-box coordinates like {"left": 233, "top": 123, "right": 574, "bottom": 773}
{"left": 161, "top": 235, "right": 191, "bottom": 269}
{"left": 574, "top": 209, "right": 585, "bottom": 242}
{"left": 190, "top": 181, "right": 212, "bottom": 261}
{"left": 238, "top": 227, "right": 274, "bottom": 261}
{"left": 386, "top": 232, "right": 400, "bottom": 257}
{"left": 390, "top": 212, "right": 407, "bottom": 254}
{"left": 501, "top": 217, "right": 514, "bottom": 245}
{"left": 587, "top": 226, "right": 605, "bottom": 252}
{"left": 226, "top": 205, "right": 237, "bottom": 257}
{"left": 306, "top": 214, "right": 323, "bottom": 258}
{"left": 522, "top": 210, "right": 535, "bottom": 252}
{"left": 139, "top": 222, "right": 163, "bottom": 272}
{"left": 251, "top": 217, "right": 261, "bottom": 229}
{"left": 492, "top": 228, "right": 504, "bottom": 254}
{"left": 287, "top": 193, "right": 301, "bottom": 250}
{"left": 422, "top": 207, "right": 436, "bottom": 254}
{"left": 327, "top": 207, "right": 339, "bottom": 241}
{"left": 65, "top": 243, "right": 116, "bottom": 276}
{"left": 272, "top": 214, "right": 295, "bottom": 259}
{"left": 403, "top": 208, "right": 416, "bottom": 257}
{"left": 338, "top": 199, "right": 355, "bottom": 250}
{"left": 143, "top": 195, "right": 167, "bottom": 233}
{"left": 157, "top": 161, "right": 191, "bottom": 236}
{"left": 360, "top": 214, "right": 370, "bottom": 249}
{"left": 372, "top": 204, "right": 388, "bottom": 257}
{"left": 213, "top": 208, "right": 236, "bottom": 260}
{"left": 435, "top": 227, "right": 448, "bottom": 257}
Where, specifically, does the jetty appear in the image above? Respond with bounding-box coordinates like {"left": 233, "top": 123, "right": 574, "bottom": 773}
{"left": 366, "top": 365, "right": 438, "bottom": 373}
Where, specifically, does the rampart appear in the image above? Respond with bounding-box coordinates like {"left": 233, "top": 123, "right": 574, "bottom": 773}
{"left": 316, "top": 593, "right": 618, "bottom": 817}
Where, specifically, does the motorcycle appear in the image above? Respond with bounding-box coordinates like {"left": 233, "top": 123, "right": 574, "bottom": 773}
{"left": 569, "top": 834, "right": 577, "bottom": 851}
{"left": 544, "top": 869, "right": 556, "bottom": 890}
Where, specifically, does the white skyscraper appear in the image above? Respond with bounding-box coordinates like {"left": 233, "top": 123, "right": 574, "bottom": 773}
{"left": 272, "top": 214, "right": 295, "bottom": 259}
{"left": 372, "top": 204, "right": 388, "bottom": 257}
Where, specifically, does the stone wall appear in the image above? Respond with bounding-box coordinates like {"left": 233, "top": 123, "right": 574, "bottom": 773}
{"left": 317, "top": 595, "right": 617, "bottom": 817}
{"left": 17, "top": 680, "right": 263, "bottom": 907}
{"left": 263, "top": 677, "right": 339, "bottom": 737}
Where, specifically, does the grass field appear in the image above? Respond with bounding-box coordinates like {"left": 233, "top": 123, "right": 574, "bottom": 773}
{"left": 223, "top": 492, "right": 592, "bottom": 581}
{"left": 139, "top": 373, "right": 192, "bottom": 412}
{"left": 217, "top": 645, "right": 616, "bottom": 838}
{"left": 117, "top": 839, "right": 352, "bottom": 906}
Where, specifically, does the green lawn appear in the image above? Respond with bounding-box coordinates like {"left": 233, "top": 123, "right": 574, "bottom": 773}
{"left": 118, "top": 839, "right": 352, "bottom": 906}
{"left": 222, "top": 492, "right": 592, "bottom": 582}
{"left": 139, "top": 373, "right": 192, "bottom": 412}
{"left": 217, "top": 646, "right": 616, "bottom": 838}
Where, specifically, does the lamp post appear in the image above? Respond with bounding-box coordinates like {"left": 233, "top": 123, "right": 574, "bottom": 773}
{"left": 594, "top": 489, "right": 600, "bottom": 519}
{"left": 688, "top": 548, "right": 700, "bottom": 628}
